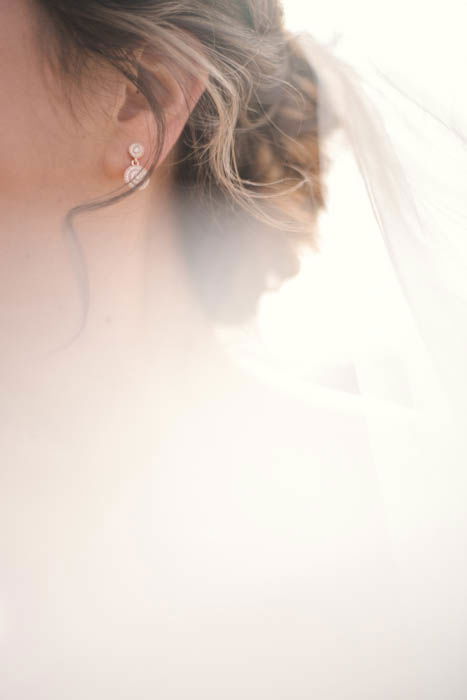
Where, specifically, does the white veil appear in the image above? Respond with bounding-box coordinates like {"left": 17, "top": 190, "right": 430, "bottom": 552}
{"left": 2, "top": 6, "right": 466, "bottom": 698}
{"left": 218, "top": 11, "right": 467, "bottom": 692}
{"left": 225, "top": 20, "right": 467, "bottom": 481}
{"left": 296, "top": 22, "right": 467, "bottom": 609}
{"left": 301, "top": 29, "right": 467, "bottom": 412}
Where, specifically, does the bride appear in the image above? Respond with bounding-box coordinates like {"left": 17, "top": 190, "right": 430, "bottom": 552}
{"left": 1, "top": 1, "right": 466, "bottom": 698}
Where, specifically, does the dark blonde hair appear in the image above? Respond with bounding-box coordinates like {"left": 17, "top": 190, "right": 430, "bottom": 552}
{"left": 37, "top": 0, "right": 331, "bottom": 322}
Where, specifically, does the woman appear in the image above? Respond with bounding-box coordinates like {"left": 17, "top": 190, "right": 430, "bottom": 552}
{"left": 1, "top": 1, "right": 466, "bottom": 698}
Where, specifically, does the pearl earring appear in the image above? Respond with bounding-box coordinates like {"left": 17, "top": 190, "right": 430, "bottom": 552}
{"left": 124, "top": 142, "right": 150, "bottom": 190}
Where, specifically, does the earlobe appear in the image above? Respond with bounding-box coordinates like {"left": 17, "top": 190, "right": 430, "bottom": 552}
{"left": 102, "top": 75, "right": 158, "bottom": 186}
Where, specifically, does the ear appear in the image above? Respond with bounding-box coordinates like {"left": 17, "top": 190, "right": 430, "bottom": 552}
{"left": 102, "top": 44, "right": 207, "bottom": 185}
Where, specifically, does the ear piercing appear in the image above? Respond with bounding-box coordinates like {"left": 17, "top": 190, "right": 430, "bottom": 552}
{"left": 124, "top": 142, "right": 150, "bottom": 190}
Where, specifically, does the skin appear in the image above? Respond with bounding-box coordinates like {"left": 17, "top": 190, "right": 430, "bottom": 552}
{"left": 0, "top": 0, "right": 215, "bottom": 402}
{"left": 0, "top": 2, "right": 254, "bottom": 618}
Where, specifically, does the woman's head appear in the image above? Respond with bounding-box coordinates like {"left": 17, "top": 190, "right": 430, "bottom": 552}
{"left": 2, "top": 0, "right": 327, "bottom": 323}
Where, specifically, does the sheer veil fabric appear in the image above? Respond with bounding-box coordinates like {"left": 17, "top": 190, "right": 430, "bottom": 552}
{"left": 221, "top": 14, "right": 467, "bottom": 696}
{"left": 294, "top": 22, "right": 467, "bottom": 695}
{"left": 294, "top": 27, "right": 467, "bottom": 520}
{"left": 1, "top": 7, "right": 467, "bottom": 700}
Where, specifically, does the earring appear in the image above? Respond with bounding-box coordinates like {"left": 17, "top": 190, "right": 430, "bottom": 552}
{"left": 124, "top": 142, "right": 150, "bottom": 190}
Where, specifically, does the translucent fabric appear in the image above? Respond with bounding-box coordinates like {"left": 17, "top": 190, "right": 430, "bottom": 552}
{"left": 216, "top": 16, "right": 467, "bottom": 697}
{"left": 1, "top": 9, "right": 467, "bottom": 700}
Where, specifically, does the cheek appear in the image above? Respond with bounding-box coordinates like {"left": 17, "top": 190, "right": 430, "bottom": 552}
{"left": 0, "top": 2, "right": 100, "bottom": 198}
{"left": 0, "top": 2, "right": 56, "bottom": 188}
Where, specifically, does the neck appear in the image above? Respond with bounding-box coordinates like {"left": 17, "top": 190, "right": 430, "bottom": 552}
{"left": 0, "top": 177, "right": 224, "bottom": 390}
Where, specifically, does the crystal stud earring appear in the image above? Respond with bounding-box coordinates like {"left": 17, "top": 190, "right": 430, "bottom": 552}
{"left": 124, "top": 142, "right": 150, "bottom": 190}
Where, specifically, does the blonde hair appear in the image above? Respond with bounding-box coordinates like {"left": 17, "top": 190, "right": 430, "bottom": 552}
{"left": 38, "top": 0, "right": 331, "bottom": 322}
